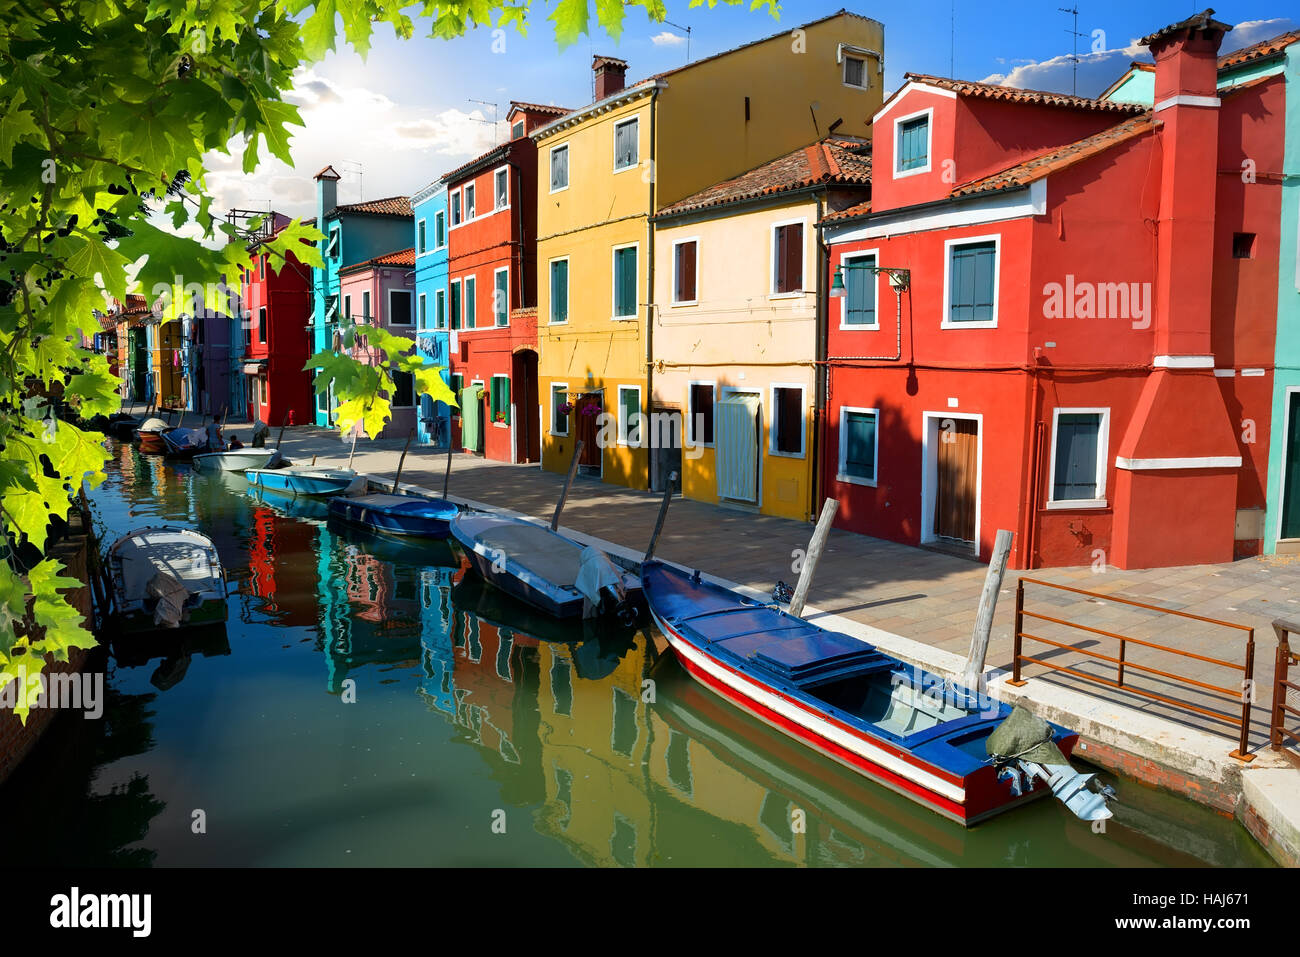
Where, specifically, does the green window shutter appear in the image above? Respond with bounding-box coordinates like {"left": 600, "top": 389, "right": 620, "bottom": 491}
{"left": 495, "top": 270, "right": 508, "bottom": 326}
{"left": 949, "top": 241, "right": 996, "bottom": 323}
{"left": 552, "top": 260, "right": 568, "bottom": 322}
{"left": 465, "top": 279, "right": 476, "bottom": 328}
{"left": 615, "top": 248, "right": 637, "bottom": 317}
{"left": 620, "top": 388, "right": 640, "bottom": 444}
{"left": 844, "top": 411, "right": 877, "bottom": 479}
{"left": 845, "top": 256, "right": 876, "bottom": 326}
{"left": 1052, "top": 413, "right": 1100, "bottom": 500}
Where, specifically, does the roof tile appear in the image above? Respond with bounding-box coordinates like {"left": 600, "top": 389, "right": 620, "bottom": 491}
{"left": 903, "top": 73, "right": 1146, "bottom": 114}
{"left": 340, "top": 247, "right": 416, "bottom": 272}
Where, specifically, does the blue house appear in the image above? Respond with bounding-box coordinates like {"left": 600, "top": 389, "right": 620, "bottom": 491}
{"left": 412, "top": 180, "right": 451, "bottom": 446}
{"left": 310, "top": 165, "right": 414, "bottom": 426}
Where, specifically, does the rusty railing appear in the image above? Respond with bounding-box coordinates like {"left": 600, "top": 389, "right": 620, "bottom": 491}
{"left": 1009, "top": 577, "right": 1255, "bottom": 762}
{"left": 1270, "top": 619, "right": 1300, "bottom": 765}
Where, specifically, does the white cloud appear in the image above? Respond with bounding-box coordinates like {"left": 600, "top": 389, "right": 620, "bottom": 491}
{"left": 1220, "top": 18, "right": 1298, "bottom": 54}
{"left": 651, "top": 31, "right": 686, "bottom": 47}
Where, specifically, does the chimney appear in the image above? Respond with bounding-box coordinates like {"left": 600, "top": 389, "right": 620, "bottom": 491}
{"left": 1139, "top": 8, "right": 1230, "bottom": 358}
{"left": 315, "top": 164, "right": 341, "bottom": 223}
{"left": 593, "top": 56, "right": 627, "bottom": 101}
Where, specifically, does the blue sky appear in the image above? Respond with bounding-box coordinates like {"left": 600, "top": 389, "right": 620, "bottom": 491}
{"left": 203, "top": 1, "right": 1297, "bottom": 221}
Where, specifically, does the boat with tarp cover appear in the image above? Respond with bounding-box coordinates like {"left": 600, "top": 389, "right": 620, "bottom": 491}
{"left": 106, "top": 526, "right": 228, "bottom": 633}
{"left": 329, "top": 493, "right": 458, "bottom": 538}
{"left": 642, "top": 560, "right": 1114, "bottom": 826}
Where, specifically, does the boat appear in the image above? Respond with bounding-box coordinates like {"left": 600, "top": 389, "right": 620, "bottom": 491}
{"left": 449, "top": 512, "right": 641, "bottom": 622}
{"left": 244, "top": 467, "right": 364, "bottom": 497}
{"left": 641, "top": 560, "right": 1114, "bottom": 827}
{"left": 328, "top": 493, "right": 459, "bottom": 538}
{"left": 160, "top": 425, "right": 218, "bottom": 459}
{"left": 133, "top": 417, "right": 170, "bottom": 453}
{"left": 106, "top": 526, "right": 228, "bottom": 632}
{"left": 193, "top": 447, "right": 279, "bottom": 472}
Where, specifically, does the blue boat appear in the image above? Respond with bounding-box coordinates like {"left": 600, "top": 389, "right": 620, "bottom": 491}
{"left": 642, "top": 560, "right": 1114, "bottom": 826}
{"left": 329, "top": 493, "right": 459, "bottom": 538}
{"left": 244, "top": 467, "right": 363, "bottom": 497}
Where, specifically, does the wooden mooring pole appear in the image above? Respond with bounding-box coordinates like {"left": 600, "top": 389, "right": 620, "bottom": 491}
{"left": 442, "top": 436, "right": 454, "bottom": 499}
{"left": 960, "top": 529, "right": 1015, "bottom": 692}
{"left": 392, "top": 428, "right": 416, "bottom": 493}
{"left": 788, "top": 499, "right": 839, "bottom": 618}
{"left": 643, "top": 471, "right": 678, "bottom": 562}
{"left": 347, "top": 427, "right": 359, "bottom": 469}
{"left": 551, "top": 440, "right": 584, "bottom": 531}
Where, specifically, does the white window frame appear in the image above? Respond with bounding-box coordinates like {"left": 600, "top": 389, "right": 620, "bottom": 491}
{"left": 941, "top": 233, "right": 1001, "bottom": 330}
{"left": 343, "top": 293, "right": 352, "bottom": 320}
{"left": 611, "top": 241, "right": 640, "bottom": 321}
{"left": 449, "top": 189, "right": 462, "bottom": 227}
{"left": 493, "top": 165, "right": 510, "bottom": 212}
{"left": 842, "top": 53, "right": 869, "bottom": 90}
{"left": 617, "top": 384, "right": 643, "bottom": 447}
{"left": 464, "top": 274, "right": 477, "bottom": 328}
{"left": 434, "top": 210, "right": 447, "bottom": 249}
{"left": 511, "top": 119, "right": 525, "bottom": 140}
{"left": 490, "top": 373, "right": 511, "bottom": 428}
{"left": 328, "top": 224, "right": 341, "bottom": 260}
{"left": 837, "top": 405, "right": 880, "bottom": 487}
{"left": 893, "top": 106, "right": 933, "bottom": 179}
{"left": 464, "top": 182, "right": 477, "bottom": 221}
{"left": 549, "top": 256, "right": 570, "bottom": 325}
{"left": 417, "top": 292, "right": 427, "bottom": 330}
{"left": 549, "top": 144, "right": 570, "bottom": 194}
{"left": 388, "top": 288, "right": 413, "bottom": 328}
{"left": 1046, "top": 407, "right": 1110, "bottom": 509}
{"left": 613, "top": 116, "right": 640, "bottom": 173}
{"left": 769, "top": 217, "right": 808, "bottom": 300}
{"left": 687, "top": 380, "right": 716, "bottom": 449}
{"left": 838, "top": 247, "right": 881, "bottom": 330}
{"left": 435, "top": 288, "right": 446, "bottom": 330}
{"left": 769, "top": 383, "right": 806, "bottom": 458}
{"left": 671, "top": 237, "right": 700, "bottom": 306}
{"left": 417, "top": 217, "right": 427, "bottom": 255}
{"left": 493, "top": 266, "right": 510, "bottom": 327}
{"left": 551, "top": 382, "right": 569, "bottom": 436}
{"left": 449, "top": 278, "right": 462, "bottom": 329}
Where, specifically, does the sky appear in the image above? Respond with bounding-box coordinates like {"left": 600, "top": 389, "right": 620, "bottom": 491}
{"left": 202, "top": 1, "right": 1298, "bottom": 223}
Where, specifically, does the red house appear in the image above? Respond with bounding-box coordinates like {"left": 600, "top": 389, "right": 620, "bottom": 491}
{"left": 443, "top": 101, "right": 567, "bottom": 463}
{"left": 819, "top": 10, "right": 1281, "bottom": 570}
{"left": 242, "top": 215, "right": 315, "bottom": 428}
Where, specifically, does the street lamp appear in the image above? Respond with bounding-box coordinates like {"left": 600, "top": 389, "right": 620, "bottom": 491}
{"left": 829, "top": 262, "right": 911, "bottom": 296}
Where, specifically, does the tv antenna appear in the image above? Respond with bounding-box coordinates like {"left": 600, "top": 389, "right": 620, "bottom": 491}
{"left": 663, "top": 19, "right": 691, "bottom": 63}
{"left": 339, "top": 159, "right": 363, "bottom": 201}
{"left": 1060, "top": 6, "right": 1085, "bottom": 95}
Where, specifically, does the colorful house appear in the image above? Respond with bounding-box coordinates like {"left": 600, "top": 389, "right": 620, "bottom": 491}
{"left": 147, "top": 316, "right": 183, "bottom": 411}
{"left": 534, "top": 10, "right": 885, "bottom": 490}
{"left": 411, "top": 181, "right": 452, "bottom": 447}
{"left": 338, "top": 247, "right": 417, "bottom": 440}
{"left": 819, "top": 10, "right": 1281, "bottom": 570}
{"left": 241, "top": 216, "right": 316, "bottom": 428}
{"left": 650, "top": 139, "right": 872, "bottom": 518}
{"left": 310, "top": 166, "right": 412, "bottom": 426}
{"left": 442, "top": 101, "right": 562, "bottom": 463}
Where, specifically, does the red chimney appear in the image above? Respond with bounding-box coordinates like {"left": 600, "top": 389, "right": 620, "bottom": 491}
{"left": 593, "top": 55, "right": 628, "bottom": 100}
{"left": 1140, "top": 8, "right": 1231, "bottom": 358}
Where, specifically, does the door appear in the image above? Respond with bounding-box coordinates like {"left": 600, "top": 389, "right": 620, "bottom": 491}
{"left": 513, "top": 350, "right": 539, "bottom": 464}
{"left": 650, "top": 406, "right": 683, "bottom": 493}
{"left": 716, "top": 393, "right": 761, "bottom": 504}
{"left": 575, "top": 393, "right": 602, "bottom": 469}
{"left": 1281, "top": 393, "right": 1300, "bottom": 539}
{"left": 934, "top": 419, "right": 978, "bottom": 542}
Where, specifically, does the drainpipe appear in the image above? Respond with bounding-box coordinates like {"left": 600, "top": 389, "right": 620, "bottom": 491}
{"left": 812, "top": 194, "right": 827, "bottom": 523}
{"left": 645, "top": 85, "right": 659, "bottom": 491}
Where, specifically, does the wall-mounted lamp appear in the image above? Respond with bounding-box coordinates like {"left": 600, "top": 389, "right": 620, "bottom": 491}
{"left": 829, "top": 262, "right": 911, "bottom": 296}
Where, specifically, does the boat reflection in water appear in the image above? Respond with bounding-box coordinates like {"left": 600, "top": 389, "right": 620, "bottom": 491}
{"left": 111, "top": 624, "right": 231, "bottom": 692}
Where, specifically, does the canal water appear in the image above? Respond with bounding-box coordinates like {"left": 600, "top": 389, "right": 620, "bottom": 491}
{"left": 0, "top": 443, "right": 1274, "bottom": 866}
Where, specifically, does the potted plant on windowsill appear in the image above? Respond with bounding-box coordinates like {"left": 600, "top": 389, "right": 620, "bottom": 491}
{"left": 494, "top": 411, "right": 507, "bottom": 423}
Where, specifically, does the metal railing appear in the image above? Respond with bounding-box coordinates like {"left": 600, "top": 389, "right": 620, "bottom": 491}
{"left": 1270, "top": 619, "right": 1300, "bottom": 765}
{"left": 1010, "top": 577, "right": 1256, "bottom": 762}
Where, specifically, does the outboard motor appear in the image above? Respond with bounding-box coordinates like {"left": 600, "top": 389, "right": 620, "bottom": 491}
{"left": 987, "top": 703, "right": 1115, "bottom": 822}
{"left": 574, "top": 546, "right": 637, "bottom": 623}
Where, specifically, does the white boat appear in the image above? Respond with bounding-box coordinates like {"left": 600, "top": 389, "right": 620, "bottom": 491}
{"left": 192, "top": 448, "right": 279, "bottom": 472}
{"left": 107, "top": 526, "right": 228, "bottom": 631}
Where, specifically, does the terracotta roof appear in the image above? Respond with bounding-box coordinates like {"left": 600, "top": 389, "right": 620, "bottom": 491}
{"left": 820, "top": 199, "right": 872, "bottom": 225}
{"left": 1140, "top": 8, "right": 1232, "bottom": 48}
{"left": 315, "top": 164, "right": 341, "bottom": 180}
{"left": 1219, "top": 29, "right": 1299, "bottom": 68}
{"left": 902, "top": 73, "right": 1146, "bottom": 114}
{"left": 441, "top": 142, "right": 510, "bottom": 187}
{"left": 657, "top": 139, "right": 871, "bottom": 218}
{"left": 327, "top": 196, "right": 412, "bottom": 219}
{"left": 509, "top": 101, "right": 570, "bottom": 118}
{"left": 593, "top": 55, "right": 627, "bottom": 70}
{"left": 339, "top": 247, "right": 416, "bottom": 272}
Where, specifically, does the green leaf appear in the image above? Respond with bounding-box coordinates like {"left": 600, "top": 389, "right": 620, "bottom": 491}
{"left": 65, "top": 236, "right": 131, "bottom": 303}
{"left": 335, "top": 395, "right": 391, "bottom": 440}
{"left": 551, "top": 0, "right": 590, "bottom": 48}
{"left": 27, "top": 559, "right": 96, "bottom": 665}
{"left": 301, "top": 0, "right": 340, "bottom": 59}
{"left": 0, "top": 108, "right": 42, "bottom": 166}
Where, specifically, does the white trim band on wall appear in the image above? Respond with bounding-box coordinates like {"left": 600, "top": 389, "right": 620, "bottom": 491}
{"left": 1115, "top": 455, "right": 1242, "bottom": 470}
{"left": 1153, "top": 355, "right": 1215, "bottom": 369}
{"left": 1154, "top": 95, "right": 1221, "bottom": 112}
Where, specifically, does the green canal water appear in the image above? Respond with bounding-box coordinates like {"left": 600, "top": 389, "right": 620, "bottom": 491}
{"left": 0, "top": 443, "right": 1275, "bottom": 866}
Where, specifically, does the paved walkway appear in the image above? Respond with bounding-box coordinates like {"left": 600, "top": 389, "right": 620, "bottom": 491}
{"left": 201, "top": 414, "right": 1297, "bottom": 757}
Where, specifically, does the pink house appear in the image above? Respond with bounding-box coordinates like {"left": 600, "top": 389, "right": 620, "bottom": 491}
{"left": 338, "top": 247, "right": 417, "bottom": 439}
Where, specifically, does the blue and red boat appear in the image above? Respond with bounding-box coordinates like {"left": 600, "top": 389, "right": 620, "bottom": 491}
{"left": 642, "top": 560, "right": 1113, "bottom": 826}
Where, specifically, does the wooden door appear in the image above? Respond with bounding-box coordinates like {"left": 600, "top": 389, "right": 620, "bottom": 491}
{"left": 575, "top": 393, "right": 601, "bottom": 467}
{"left": 934, "top": 419, "right": 978, "bottom": 542}
{"left": 1282, "top": 393, "right": 1300, "bottom": 539}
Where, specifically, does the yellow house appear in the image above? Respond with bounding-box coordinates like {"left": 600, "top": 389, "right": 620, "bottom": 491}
{"left": 534, "top": 10, "right": 885, "bottom": 490}
{"left": 650, "top": 140, "right": 871, "bottom": 520}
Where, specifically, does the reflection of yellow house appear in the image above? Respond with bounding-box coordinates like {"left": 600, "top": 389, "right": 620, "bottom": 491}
{"left": 651, "top": 141, "right": 871, "bottom": 520}
{"left": 150, "top": 319, "right": 183, "bottom": 409}
{"left": 534, "top": 11, "right": 885, "bottom": 491}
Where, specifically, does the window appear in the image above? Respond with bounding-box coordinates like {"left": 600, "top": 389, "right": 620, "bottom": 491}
{"left": 418, "top": 293, "right": 427, "bottom": 329}
{"left": 417, "top": 219, "right": 427, "bottom": 254}
{"left": 614, "top": 118, "right": 638, "bottom": 171}
{"left": 843, "top": 54, "right": 867, "bottom": 89}
{"left": 361, "top": 291, "right": 371, "bottom": 323}
{"left": 1233, "top": 232, "right": 1256, "bottom": 259}
{"left": 945, "top": 237, "right": 998, "bottom": 326}
{"left": 328, "top": 226, "right": 340, "bottom": 259}
{"left": 257, "top": 306, "right": 267, "bottom": 344}
{"left": 772, "top": 222, "right": 804, "bottom": 295}
{"left": 512, "top": 119, "right": 525, "bottom": 140}
{"left": 613, "top": 245, "right": 638, "bottom": 319}
{"left": 551, "top": 384, "right": 569, "bottom": 435}
{"left": 495, "top": 168, "right": 509, "bottom": 210}
{"left": 673, "top": 240, "right": 697, "bottom": 304}
{"left": 390, "top": 290, "right": 412, "bottom": 326}
{"left": 1049, "top": 409, "right": 1108, "bottom": 506}
{"left": 450, "top": 280, "right": 461, "bottom": 330}
{"left": 450, "top": 373, "right": 463, "bottom": 401}
{"left": 434, "top": 210, "right": 446, "bottom": 248}
{"left": 550, "top": 258, "right": 569, "bottom": 324}
{"left": 839, "top": 408, "right": 878, "bottom": 485}
{"left": 618, "top": 386, "right": 641, "bottom": 446}
{"left": 896, "top": 111, "right": 930, "bottom": 174}
{"left": 490, "top": 375, "right": 511, "bottom": 424}
{"left": 258, "top": 255, "right": 265, "bottom": 279}
{"left": 464, "top": 276, "right": 476, "bottom": 328}
{"left": 771, "top": 385, "right": 804, "bottom": 456}
{"left": 550, "top": 144, "right": 569, "bottom": 192}
{"left": 688, "top": 383, "right": 714, "bottom": 446}
{"left": 450, "top": 190, "right": 461, "bottom": 226}
{"left": 842, "top": 253, "right": 877, "bottom": 327}
{"left": 343, "top": 294, "right": 351, "bottom": 320}
{"left": 259, "top": 375, "right": 268, "bottom": 406}
{"left": 435, "top": 289, "right": 446, "bottom": 330}
{"left": 465, "top": 183, "right": 476, "bottom": 219}
{"left": 392, "top": 370, "right": 414, "bottom": 408}
{"left": 494, "top": 268, "right": 509, "bottom": 326}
